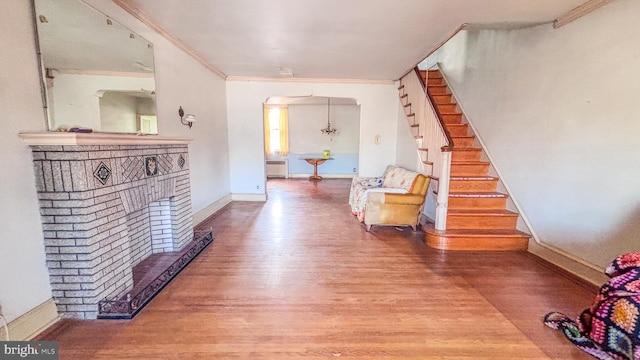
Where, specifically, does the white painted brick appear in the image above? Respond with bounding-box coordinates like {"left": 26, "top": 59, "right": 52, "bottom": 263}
{"left": 47, "top": 254, "right": 77, "bottom": 261}
{"left": 42, "top": 224, "right": 73, "bottom": 231}
{"left": 62, "top": 275, "right": 95, "bottom": 283}
{"left": 46, "top": 239, "right": 76, "bottom": 246}
{"left": 84, "top": 311, "right": 98, "bottom": 320}
{"left": 56, "top": 297, "right": 84, "bottom": 305}
{"left": 64, "top": 290, "right": 96, "bottom": 298}
{"left": 45, "top": 246, "right": 60, "bottom": 254}
{"left": 38, "top": 192, "right": 69, "bottom": 200}
{"left": 66, "top": 305, "right": 96, "bottom": 312}
{"left": 59, "top": 261, "right": 96, "bottom": 269}
{"left": 34, "top": 144, "right": 196, "bottom": 319}
{"left": 48, "top": 275, "right": 63, "bottom": 283}
{"left": 48, "top": 268, "right": 79, "bottom": 276}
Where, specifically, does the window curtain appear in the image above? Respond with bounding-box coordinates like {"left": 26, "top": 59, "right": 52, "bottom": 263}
{"left": 263, "top": 106, "right": 271, "bottom": 156}
{"left": 278, "top": 107, "right": 289, "bottom": 156}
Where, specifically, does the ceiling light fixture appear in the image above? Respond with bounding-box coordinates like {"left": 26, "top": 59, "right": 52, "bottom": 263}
{"left": 320, "top": 98, "right": 337, "bottom": 135}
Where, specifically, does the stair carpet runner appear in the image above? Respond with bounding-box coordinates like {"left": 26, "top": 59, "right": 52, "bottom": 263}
{"left": 402, "top": 69, "right": 529, "bottom": 251}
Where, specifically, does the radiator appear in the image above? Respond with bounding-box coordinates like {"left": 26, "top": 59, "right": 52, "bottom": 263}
{"left": 266, "top": 160, "right": 288, "bottom": 178}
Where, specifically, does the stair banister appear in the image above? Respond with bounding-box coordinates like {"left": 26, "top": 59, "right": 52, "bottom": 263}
{"left": 414, "top": 67, "right": 454, "bottom": 152}
{"left": 398, "top": 68, "right": 453, "bottom": 230}
{"left": 434, "top": 152, "right": 451, "bottom": 230}
{"left": 414, "top": 67, "right": 453, "bottom": 231}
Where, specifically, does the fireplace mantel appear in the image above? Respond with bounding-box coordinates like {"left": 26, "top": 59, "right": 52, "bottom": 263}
{"left": 19, "top": 132, "right": 192, "bottom": 146}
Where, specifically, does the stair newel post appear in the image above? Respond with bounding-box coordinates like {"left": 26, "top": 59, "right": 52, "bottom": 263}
{"left": 435, "top": 149, "right": 452, "bottom": 230}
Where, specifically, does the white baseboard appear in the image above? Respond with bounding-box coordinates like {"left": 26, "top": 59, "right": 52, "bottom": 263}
{"left": 287, "top": 174, "right": 356, "bottom": 179}
{"left": 0, "top": 298, "right": 58, "bottom": 340}
{"left": 231, "top": 193, "right": 267, "bottom": 202}
{"left": 528, "top": 240, "right": 608, "bottom": 286}
{"left": 192, "top": 194, "right": 232, "bottom": 227}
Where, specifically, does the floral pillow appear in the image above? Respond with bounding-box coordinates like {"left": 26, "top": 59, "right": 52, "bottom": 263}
{"left": 359, "top": 177, "right": 383, "bottom": 187}
{"left": 382, "top": 166, "right": 418, "bottom": 191}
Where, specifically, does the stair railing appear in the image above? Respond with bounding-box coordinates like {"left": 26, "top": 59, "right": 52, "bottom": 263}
{"left": 398, "top": 67, "right": 453, "bottom": 230}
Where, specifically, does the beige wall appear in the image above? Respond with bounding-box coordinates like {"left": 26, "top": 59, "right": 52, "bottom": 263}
{"left": 428, "top": 0, "right": 640, "bottom": 274}
{"left": 226, "top": 80, "right": 399, "bottom": 195}
{"left": 0, "top": 0, "right": 54, "bottom": 325}
{"left": 85, "top": 0, "right": 232, "bottom": 215}
{"left": 0, "top": 0, "right": 231, "bottom": 335}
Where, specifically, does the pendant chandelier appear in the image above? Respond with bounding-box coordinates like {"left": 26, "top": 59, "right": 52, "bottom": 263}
{"left": 320, "top": 98, "right": 337, "bottom": 135}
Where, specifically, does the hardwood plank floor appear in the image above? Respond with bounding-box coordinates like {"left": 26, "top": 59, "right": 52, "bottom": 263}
{"left": 37, "top": 178, "right": 596, "bottom": 359}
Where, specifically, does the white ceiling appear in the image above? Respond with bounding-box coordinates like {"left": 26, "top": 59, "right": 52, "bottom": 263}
{"left": 117, "top": 0, "right": 588, "bottom": 80}
{"left": 34, "top": 0, "right": 590, "bottom": 80}
{"left": 265, "top": 96, "right": 358, "bottom": 106}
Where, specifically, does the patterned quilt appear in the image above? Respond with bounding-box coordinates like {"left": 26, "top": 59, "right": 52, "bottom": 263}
{"left": 544, "top": 252, "right": 640, "bottom": 360}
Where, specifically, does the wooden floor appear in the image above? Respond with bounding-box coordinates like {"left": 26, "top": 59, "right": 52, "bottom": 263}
{"left": 38, "top": 178, "right": 596, "bottom": 359}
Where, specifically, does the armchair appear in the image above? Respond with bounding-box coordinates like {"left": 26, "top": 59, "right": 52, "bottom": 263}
{"left": 349, "top": 165, "right": 430, "bottom": 231}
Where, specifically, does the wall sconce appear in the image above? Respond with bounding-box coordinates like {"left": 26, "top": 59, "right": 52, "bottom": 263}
{"left": 178, "top": 106, "right": 196, "bottom": 128}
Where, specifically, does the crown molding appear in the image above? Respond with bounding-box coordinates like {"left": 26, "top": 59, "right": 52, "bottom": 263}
{"left": 226, "top": 76, "right": 394, "bottom": 85}
{"left": 54, "top": 69, "right": 154, "bottom": 77}
{"left": 554, "top": 0, "right": 616, "bottom": 28}
{"left": 112, "top": 0, "right": 227, "bottom": 80}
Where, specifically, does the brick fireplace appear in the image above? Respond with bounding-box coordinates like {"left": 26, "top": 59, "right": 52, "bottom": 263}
{"left": 20, "top": 133, "right": 196, "bottom": 319}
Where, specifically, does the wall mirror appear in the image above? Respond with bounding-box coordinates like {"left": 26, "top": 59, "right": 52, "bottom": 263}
{"left": 33, "top": 0, "right": 158, "bottom": 134}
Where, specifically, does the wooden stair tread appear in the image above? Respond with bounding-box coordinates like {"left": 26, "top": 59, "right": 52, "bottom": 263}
{"left": 447, "top": 191, "right": 508, "bottom": 198}
{"left": 452, "top": 160, "right": 489, "bottom": 165}
{"left": 447, "top": 209, "right": 518, "bottom": 216}
{"left": 432, "top": 95, "right": 452, "bottom": 99}
{"left": 425, "top": 227, "right": 529, "bottom": 238}
{"left": 406, "top": 113, "right": 415, "bottom": 117}
{"left": 450, "top": 176, "right": 498, "bottom": 181}
{"left": 418, "top": 148, "right": 428, "bottom": 151}
{"left": 410, "top": 124, "right": 419, "bottom": 127}
{"left": 453, "top": 147, "right": 481, "bottom": 152}
{"left": 423, "top": 224, "right": 529, "bottom": 251}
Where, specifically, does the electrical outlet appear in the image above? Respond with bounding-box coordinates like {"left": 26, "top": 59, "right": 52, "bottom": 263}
{"left": 256, "top": 185, "right": 260, "bottom": 190}
{"left": 352, "top": 168, "right": 357, "bottom": 173}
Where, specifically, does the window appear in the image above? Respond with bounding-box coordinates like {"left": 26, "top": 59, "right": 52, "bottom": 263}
{"left": 264, "top": 106, "right": 289, "bottom": 156}
{"left": 268, "top": 108, "right": 281, "bottom": 153}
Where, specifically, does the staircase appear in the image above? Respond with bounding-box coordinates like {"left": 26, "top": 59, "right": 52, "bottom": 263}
{"left": 417, "top": 69, "right": 529, "bottom": 251}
